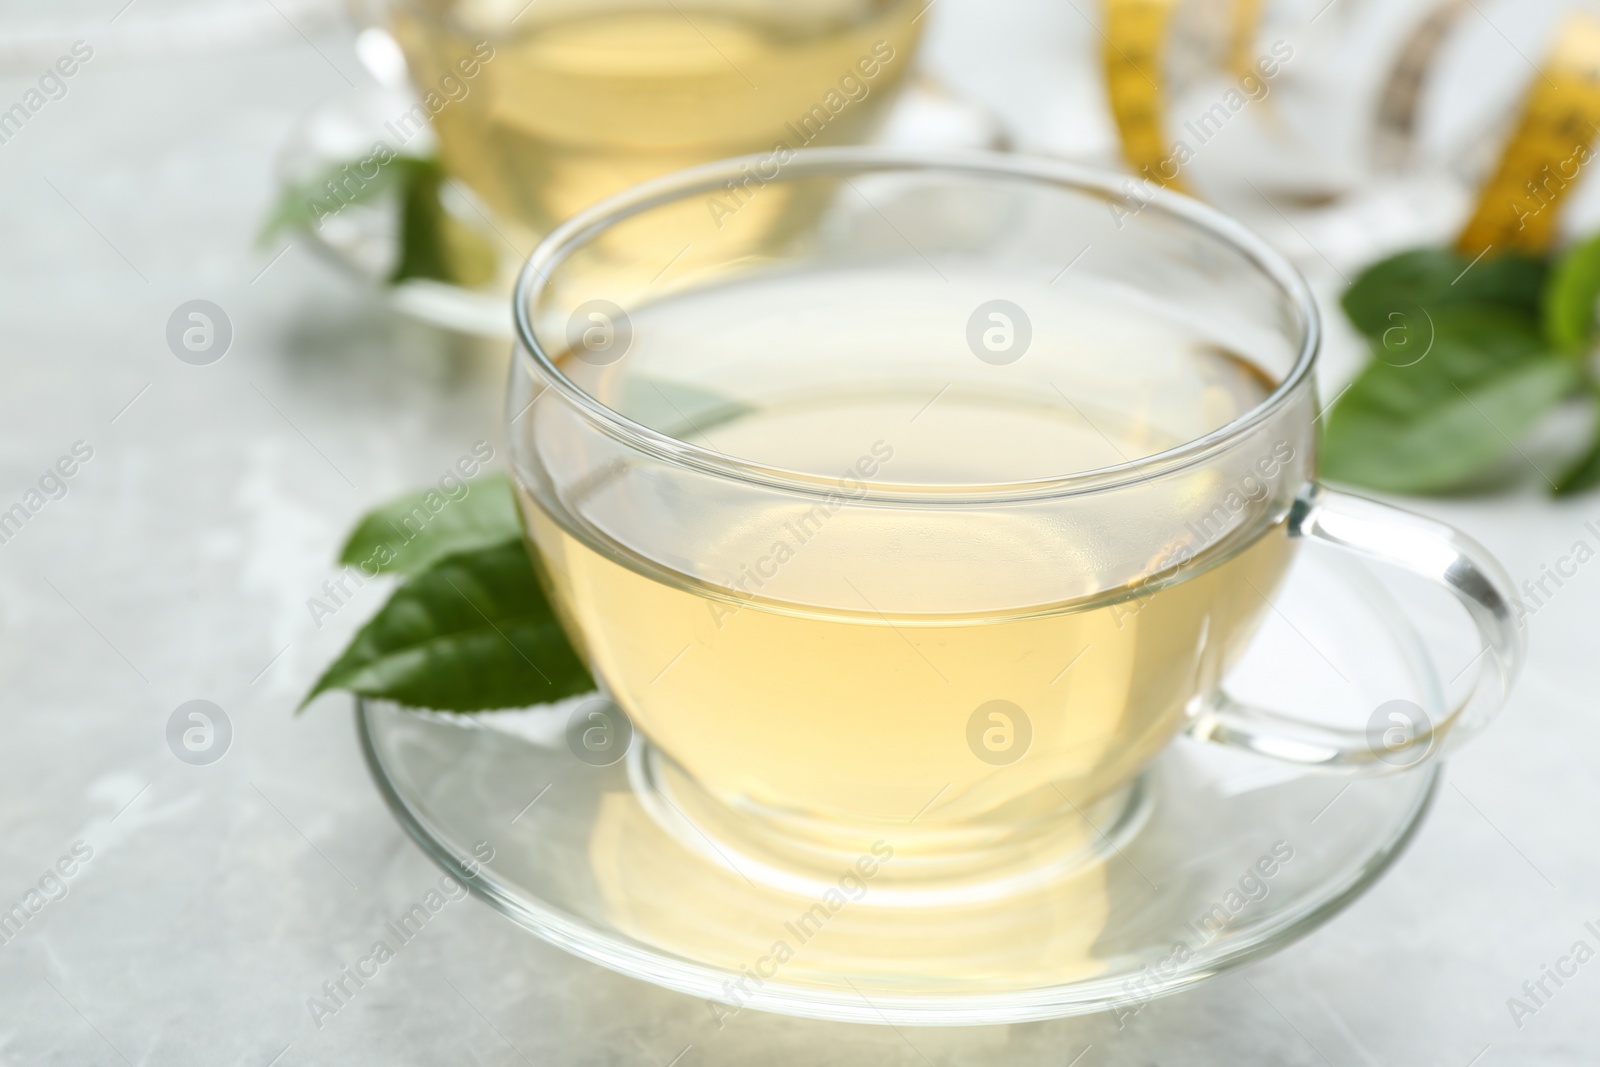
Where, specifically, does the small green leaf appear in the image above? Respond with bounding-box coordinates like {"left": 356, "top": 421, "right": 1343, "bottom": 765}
{"left": 338, "top": 472, "right": 521, "bottom": 578}
{"left": 1322, "top": 307, "right": 1579, "bottom": 493}
{"left": 301, "top": 539, "right": 592, "bottom": 712}
{"left": 1543, "top": 232, "right": 1600, "bottom": 353}
{"left": 1341, "top": 248, "right": 1549, "bottom": 339}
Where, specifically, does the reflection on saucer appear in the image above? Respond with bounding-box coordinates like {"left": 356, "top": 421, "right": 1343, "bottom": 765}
{"left": 589, "top": 787, "right": 1112, "bottom": 995}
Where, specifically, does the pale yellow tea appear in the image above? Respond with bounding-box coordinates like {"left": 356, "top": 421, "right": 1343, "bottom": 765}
{"left": 523, "top": 490, "right": 1291, "bottom": 822}
{"left": 518, "top": 274, "right": 1298, "bottom": 848}
{"left": 390, "top": 1, "right": 923, "bottom": 235}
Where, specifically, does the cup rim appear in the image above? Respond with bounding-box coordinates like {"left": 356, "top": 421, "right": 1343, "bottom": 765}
{"left": 512, "top": 147, "right": 1320, "bottom": 504}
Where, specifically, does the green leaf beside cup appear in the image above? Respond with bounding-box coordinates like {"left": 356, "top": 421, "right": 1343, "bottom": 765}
{"left": 1323, "top": 240, "right": 1600, "bottom": 496}
{"left": 301, "top": 477, "right": 593, "bottom": 713}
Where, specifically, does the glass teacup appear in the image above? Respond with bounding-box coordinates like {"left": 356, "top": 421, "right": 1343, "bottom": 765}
{"left": 506, "top": 149, "right": 1522, "bottom": 895}
{"left": 376, "top": 0, "right": 926, "bottom": 239}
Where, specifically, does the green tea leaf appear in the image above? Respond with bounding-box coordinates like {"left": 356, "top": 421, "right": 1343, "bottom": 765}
{"left": 391, "top": 159, "right": 497, "bottom": 287}
{"left": 621, "top": 378, "right": 755, "bottom": 437}
{"left": 338, "top": 472, "right": 521, "bottom": 578}
{"left": 1322, "top": 307, "right": 1579, "bottom": 493}
{"left": 260, "top": 154, "right": 497, "bottom": 289}
{"left": 301, "top": 539, "right": 592, "bottom": 712}
{"left": 260, "top": 157, "right": 419, "bottom": 245}
{"left": 1341, "top": 248, "right": 1549, "bottom": 339}
{"left": 1543, "top": 232, "right": 1600, "bottom": 353}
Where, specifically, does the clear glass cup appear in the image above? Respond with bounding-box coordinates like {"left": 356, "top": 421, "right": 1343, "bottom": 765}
{"left": 370, "top": 0, "right": 927, "bottom": 240}
{"left": 506, "top": 149, "right": 1522, "bottom": 896}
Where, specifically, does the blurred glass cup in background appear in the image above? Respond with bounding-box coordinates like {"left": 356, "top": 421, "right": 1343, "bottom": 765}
{"left": 291, "top": 0, "right": 938, "bottom": 333}
{"left": 374, "top": 0, "right": 927, "bottom": 239}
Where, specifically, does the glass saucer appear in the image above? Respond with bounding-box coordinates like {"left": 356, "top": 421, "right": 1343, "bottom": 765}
{"left": 355, "top": 547, "right": 1448, "bottom": 1025}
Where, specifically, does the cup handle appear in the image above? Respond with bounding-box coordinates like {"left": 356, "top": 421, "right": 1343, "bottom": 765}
{"left": 1186, "top": 482, "right": 1525, "bottom": 773}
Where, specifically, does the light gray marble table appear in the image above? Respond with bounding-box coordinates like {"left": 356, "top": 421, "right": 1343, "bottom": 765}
{"left": 0, "top": 2, "right": 1597, "bottom": 1063}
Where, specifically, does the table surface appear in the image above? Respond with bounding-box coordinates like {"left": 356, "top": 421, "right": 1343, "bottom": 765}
{"left": 1, "top": 2, "right": 1597, "bottom": 1064}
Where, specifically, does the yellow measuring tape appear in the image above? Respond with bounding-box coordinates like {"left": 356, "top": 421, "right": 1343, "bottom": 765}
{"left": 1103, "top": 0, "right": 1194, "bottom": 193}
{"left": 1372, "top": 0, "right": 1469, "bottom": 173}
{"left": 1106, "top": 0, "right": 1600, "bottom": 257}
{"left": 1457, "top": 10, "right": 1600, "bottom": 256}
{"left": 1228, "top": 0, "right": 1266, "bottom": 80}
{"left": 1102, "top": 0, "right": 1264, "bottom": 194}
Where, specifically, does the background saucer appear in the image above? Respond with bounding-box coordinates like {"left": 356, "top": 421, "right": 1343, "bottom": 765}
{"left": 274, "top": 75, "right": 1012, "bottom": 340}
